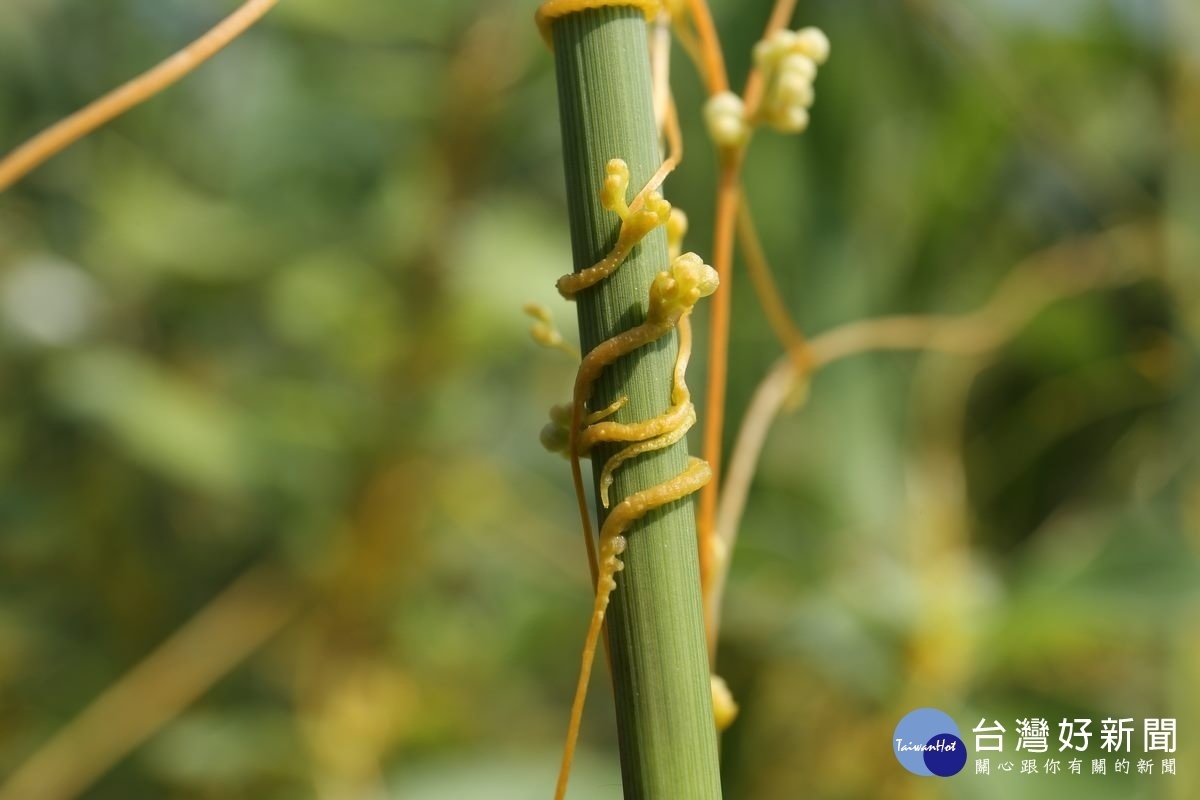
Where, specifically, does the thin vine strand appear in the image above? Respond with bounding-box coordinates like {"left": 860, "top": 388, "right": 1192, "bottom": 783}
{"left": 0, "top": 0, "right": 280, "bottom": 193}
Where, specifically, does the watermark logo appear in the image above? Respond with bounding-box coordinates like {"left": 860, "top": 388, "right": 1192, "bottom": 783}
{"left": 894, "top": 708, "right": 968, "bottom": 777}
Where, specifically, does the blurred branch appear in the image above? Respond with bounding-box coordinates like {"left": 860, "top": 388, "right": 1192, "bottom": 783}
{"left": 0, "top": 0, "right": 279, "bottom": 192}
{"left": 0, "top": 565, "right": 300, "bottom": 800}
{"left": 737, "top": 193, "right": 811, "bottom": 370}
{"left": 708, "top": 221, "right": 1162, "bottom": 645}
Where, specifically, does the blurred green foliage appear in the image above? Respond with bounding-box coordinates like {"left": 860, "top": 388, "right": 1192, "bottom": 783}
{"left": 0, "top": 0, "right": 1196, "bottom": 798}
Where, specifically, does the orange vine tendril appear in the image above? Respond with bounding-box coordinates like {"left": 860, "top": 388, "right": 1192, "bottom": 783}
{"left": 693, "top": 0, "right": 827, "bottom": 661}
{"left": 554, "top": 248, "right": 719, "bottom": 800}
{"left": 548, "top": 19, "right": 686, "bottom": 584}
{"left": 554, "top": 157, "right": 674, "bottom": 586}
{"left": 697, "top": 164, "right": 737, "bottom": 627}
{"left": 684, "top": 0, "right": 728, "bottom": 95}
{"left": 0, "top": 0, "right": 280, "bottom": 193}
{"left": 737, "top": 195, "right": 813, "bottom": 372}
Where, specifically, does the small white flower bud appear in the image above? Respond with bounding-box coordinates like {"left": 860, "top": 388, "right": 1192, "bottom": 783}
{"left": 775, "top": 81, "right": 814, "bottom": 110}
{"left": 666, "top": 208, "right": 688, "bottom": 260}
{"left": 711, "top": 674, "right": 739, "bottom": 731}
{"left": 775, "top": 60, "right": 815, "bottom": 108}
{"left": 540, "top": 422, "right": 568, "bottom": 454}
{"left": 703, "top": 91, "right": 749, "bottom": 149}
{"left": 769, "top": 105, "right": 809, "bottom": 134}
{"left": 779, "top": 52, "right": 817, "bottom": 83}
{"left": 599, "top": 158, "right": 631, "bottom": 217}
{"left": 795, "top": 26, "right": 830, "bottom": 64}
{"left": 753, "top": 29, "right": 795, "bottom": 68}
{"left": 549, "top": 402, "right": 571, "bottom": 426}
{"left": 752, "top": 38, "right": 775, "bottom": 69}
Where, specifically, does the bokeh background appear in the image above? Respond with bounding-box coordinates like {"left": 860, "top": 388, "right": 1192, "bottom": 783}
{"left": 0, "top": 0, "right": 1196, "bottom": 798}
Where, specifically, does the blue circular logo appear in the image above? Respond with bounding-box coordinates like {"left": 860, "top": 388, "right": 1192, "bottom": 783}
{"left": 893, "top": 708, "right": 967, "bottom": 777}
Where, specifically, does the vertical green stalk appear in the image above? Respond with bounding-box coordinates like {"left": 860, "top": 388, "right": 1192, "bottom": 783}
{"left": 549, "top": 7, "right": 722, "bottom": 798}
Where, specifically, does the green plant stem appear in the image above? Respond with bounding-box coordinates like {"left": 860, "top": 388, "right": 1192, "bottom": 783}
{"left": 550, "top": 7, "right": 722, "bottom": 798}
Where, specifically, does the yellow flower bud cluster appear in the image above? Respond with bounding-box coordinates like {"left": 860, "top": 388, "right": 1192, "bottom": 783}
{"left": 752, "top": 26, "right": 829, "bottom": 134}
